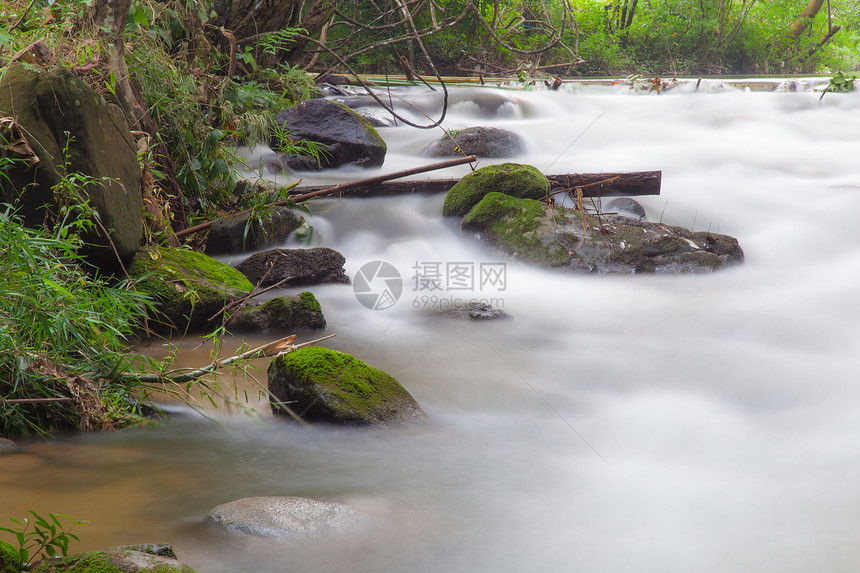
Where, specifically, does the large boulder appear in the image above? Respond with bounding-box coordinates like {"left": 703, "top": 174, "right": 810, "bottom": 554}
{"left": 228, "top": 292, "right": 326, "bottom": 332}
{"left": 208, "top": 496, "right": 365, "bottom": 539}
{"left": 425, "top": 126, "right": 525, "bottom": 158}
{"left": 235, "top": 247, "right": 349, "bottom": 287}
{"left": 0, "top": 63, "right": 142, "bottom": 273}
{"left": 442, "top": 163, "right": 550, "bottom": 217}
{"left": 461, "top": 192, "right": 744, "bottom": 273}
{"left": 30, "top": 545, "right": 195, "bottom": 573}
{"left": 128, "top": 246, "right": 254, "bottom": 333}
{"left": 205, "top": 206, "right": 304, "bottom": 255}
{"left": 270, "top": 99, "right": 387, "bottom": 171}
{"left": 268, "top": 347, "right": 425, "bottom": 425}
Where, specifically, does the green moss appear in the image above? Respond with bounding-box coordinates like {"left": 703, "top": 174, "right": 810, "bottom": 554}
{"left": 462, "top": 192, "right": 573, "bottom": 267}
{"left": 33, "top": 552, "right": 119, "bottom": 572}
{"left": 128, "top": 246, "right": 253, "bottom": 332}
{"left": 268, "top": 346, "right": 423, "bottom": 424}
{"left": 298, "top": 291, "right": 322, "bottom": 314}
{"left": 0, "top": 540, "right": 20, "bottom": 573}
{"left": 442, "top": 163, "right": 550, "bottom": 216}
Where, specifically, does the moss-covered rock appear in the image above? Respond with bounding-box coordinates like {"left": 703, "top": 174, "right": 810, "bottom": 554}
{"left": 0, "top": 540, "right": 20, "bottom": 573}
{"left": 268, "top": 347, "right": 425, "bottom": 425}
{"left": 442, "top": 163, "right": 550, "bottom": 216}
{"left": 228, "top": 292, "right": 326, "bottom": 332}
{"left": 461, "top": 192, "right": 744, "bottom": 273}
{"left": 128, "top": 246, "right": 253, "bottom": 333}
{"left": 29, "top": 546, "right": 195, "bottom": 573}
{"left": 0, "top": 63, "right": 142, "bottom": 273}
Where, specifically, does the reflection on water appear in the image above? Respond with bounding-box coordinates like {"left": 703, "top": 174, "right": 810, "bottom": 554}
{"left": 4, "top": 81, "right": 860, "bottom": 572}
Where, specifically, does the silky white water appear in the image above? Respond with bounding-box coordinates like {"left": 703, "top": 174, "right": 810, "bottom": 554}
{"left": 3, "top": 81, "right": 860, "bottom": 572}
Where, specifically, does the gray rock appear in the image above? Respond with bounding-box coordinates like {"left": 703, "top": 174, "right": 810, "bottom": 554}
{"left": 443, "top": 304, "right": 511, "bottom": 320}
{"left": 605, "top": 197, "right": 647, "bottom": 221}
{"left": 236, "top": 247, "right": 349, "bottom": 287}
{"left": 0, "top": 63, "right": 142, "bottom": 273}
{"left": 461, "top": 192, "right": 744, "bottom": 274}
{"left": 270, "top": 99, "right": 387, "bottom": 171}
{"left": 425, "top": 126, "right": 525, "bottom": 158}
{"left": 208, "top": 496, "right": 365, "bottom": 539}
{"left": 205, "top": 207, "right": 304, "bottom": 255}
{"left": 268, "top": 346, "right": 425, "bottom": 425}
{"left": 228, "top": 292, "right": 326, "bottom": 332}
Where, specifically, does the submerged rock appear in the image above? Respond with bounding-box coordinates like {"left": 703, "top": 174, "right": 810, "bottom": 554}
{"left": 461, "top": 193, "right": 743, "bottom": 273}
{"left": 31, "top": 545, "right": 195, "bottom": 573}
{"left": 208, "top": 496, "right": 365, "bottom": 539}
{"left": 270, "top": 99, "right": 387, "bottom": 171}
{"left": 268, "top": 346, "right": 425, "bottom": 425}
{"left": 425, "top": 126, "right": 525, "bottom": 158}
{"left": 442, "top": 163, "right": 550, "bottom": 217}
{"left": 228, "top": 292, "right": 326, "bottom": 332}
{"left": 443, "top": 304, "right": 511, "bottom": 321}
{"left": 0, "top": 438, "right": 18, "bottom": 456}
{"left": 205, "top": 207, "right": 304, "bottom": 255}
{"left": 236, "top": 247, "right": 349, "bottom": 287}
{"left": 128, "top": 246, "right": 253, "bottom": 333}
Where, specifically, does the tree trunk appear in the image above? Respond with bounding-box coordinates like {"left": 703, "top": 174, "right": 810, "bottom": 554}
{"left": 786, "top": 0, "right": 826, "bottom": 38}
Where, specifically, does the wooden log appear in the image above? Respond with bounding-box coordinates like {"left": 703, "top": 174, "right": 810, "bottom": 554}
{"left": 291, "top": 170, "right": 661, "bottom": 199}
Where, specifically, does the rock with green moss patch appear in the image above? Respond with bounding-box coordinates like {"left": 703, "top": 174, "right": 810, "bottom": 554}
{"left": 0, "top": 539, "right": 20, "bottom": 573}
{"left": 270, "top": 99, "right": 386, "bottom": 171}
{"left": 29, "top": 546, "right": 195, "bottom": 573}
{"left": 268, "top": 347, "right": 425, "bottom": 425}
{"left": 229, "top": 292, "right": 326, "bottom": 332}
{"left": 128, "top": 246, "right": 254, "bottom": 333}
{"left": 442, "top": 163, "right": 550, "bottom": 216}
{"left": 461, "top": 192, "right": 744, "bottom": 273}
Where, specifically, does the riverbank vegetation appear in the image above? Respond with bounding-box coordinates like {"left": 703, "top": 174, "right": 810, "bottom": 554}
{"left": 0, "top": 0, "right": 857, "bottom": 436}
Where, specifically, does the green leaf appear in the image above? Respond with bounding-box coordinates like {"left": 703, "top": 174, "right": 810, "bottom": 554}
{"left": 132, "top": 5, "right": 150, "bottom": 26}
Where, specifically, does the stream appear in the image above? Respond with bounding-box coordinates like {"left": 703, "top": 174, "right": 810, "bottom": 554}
{"left": 3, "top": 79, "right": 860, "bottom": 572}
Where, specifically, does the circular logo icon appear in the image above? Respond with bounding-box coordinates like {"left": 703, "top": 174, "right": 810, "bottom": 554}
{"left": 353, "top": 261, "right": 403, "bottom": 310}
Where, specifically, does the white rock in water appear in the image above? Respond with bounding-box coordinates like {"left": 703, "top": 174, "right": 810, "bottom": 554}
{"left": 208, "top": 496, "right": 367, "bottom": 539}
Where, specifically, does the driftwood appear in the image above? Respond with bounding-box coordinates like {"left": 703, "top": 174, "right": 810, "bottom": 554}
{"left": 175, "top": 155, "right": 478, "bottom": 238}
{"left": 292, "top": 170, "right": 661, "bottom": 199}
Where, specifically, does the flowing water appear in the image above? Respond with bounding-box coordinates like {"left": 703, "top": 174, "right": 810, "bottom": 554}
{"left": 3, "top": 79, "right": 860, "bottom": 572}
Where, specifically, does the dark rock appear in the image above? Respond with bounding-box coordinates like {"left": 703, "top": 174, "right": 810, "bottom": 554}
{"left": 0, "top": 63, "right": 142, "bottom": 273}
{"left": 605, "top": 197, "right": 647, "bottom": 221}
{"left": 235, "top": 247, "right": 349, "bottom": 287}
{"left": 270, "top": 99, "right": 387, "bottom": 171}
{"left": 30, "top": 547, "right": 195, "bottom": 573}
{"left": 205, "top": 207, "right": 304, "bottom": 255}
{"left": 461, "top": 192, "right": 744, "bottom": 273}
{"left": 228, "top": 292, "right": 326, "bottom": 332}
{"left": 425, "top": 126, "right": 525, "bottom": 158}
{"left": 208, "top": 496, "right": 366, "bottom": 539}
{"left": 442, "top": 163, "right": 550, "bottom": 217}
{"left": 128, "top": 246, "right": 253, "bottom": 333}
{"left": 268, "top": 346, "right": 425, "bottom": 425}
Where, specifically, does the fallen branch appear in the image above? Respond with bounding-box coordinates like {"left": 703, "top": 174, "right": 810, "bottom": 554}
{"left": 293, "top": 170, "right": 661, "bottom": 199}
{"left": 137, "top": 333, "right": 337, "bottom": 385}
{"left": 176, "top": 155, "right": 477, "bottom": 238}
{"left": 1, "top": 397, "right": 73, "bottom": 405}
